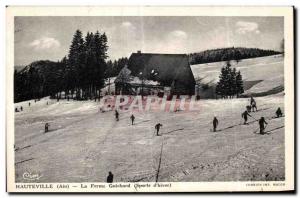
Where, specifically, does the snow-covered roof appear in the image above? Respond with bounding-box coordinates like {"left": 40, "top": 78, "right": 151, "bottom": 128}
{"left": 129, "top": 77, "right": 159, "bottom": 86}
{"left": 114, "top": 65, "right": 160, "bottom": 86}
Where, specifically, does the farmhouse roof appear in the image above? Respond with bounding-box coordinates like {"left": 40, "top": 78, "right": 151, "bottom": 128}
{"left": 126, "top": 52, "right": 195, "bottom": 86}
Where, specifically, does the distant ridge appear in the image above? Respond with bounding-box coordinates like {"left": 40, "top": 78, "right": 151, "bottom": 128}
{"left": 189, "top": 47, "right": 281, "bottom": 65}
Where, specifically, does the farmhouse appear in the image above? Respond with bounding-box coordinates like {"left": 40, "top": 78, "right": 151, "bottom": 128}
{"left": 115, "top": 51, "right": 196, "bottom": 95}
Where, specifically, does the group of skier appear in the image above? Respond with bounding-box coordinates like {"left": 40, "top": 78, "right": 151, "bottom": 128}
{"left": 113, "top": 96, "right": 283, "bottom": 136}
{"left": 213, "top": 96, "right": 283, "bottom": 135}
{"left": 18, "top": 95, "right": 282, "bottom": 183}
{"left": 15, "top": 106, "right": 23, "bottom": 112}
{"left": 15, "top": 100, "right": 43, "bottom": 113}
{"left": 114, "top": 109, "right": 163, "bottom": 136}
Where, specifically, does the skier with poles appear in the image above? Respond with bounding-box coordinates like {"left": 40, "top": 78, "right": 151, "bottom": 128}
{"left": 258, "top": 117, "right": 268, "bottom": 135}
{"left": 246, "top": 105, "right": 251, "bottom": 113}
{"left": 115, "top": 110, "right": 119, "bottom": 121}
{"left": 213, "top": 116, "right": 219, "bottom": 132}
{"left": 249, "top": 96, "right": 258, "bottom": 112}
{"left": 45, "top": 123, "right": 50, "bottom": 133}
{"left": 276, "top": 107, "right": 283, "bottom": 118}
{"left": 242, "top": 110, "right": 251, "bottom": 125}
{"left": 250, "top": 96, "right": 256, "bottom": 106}
{"left": 251, "top": 100, "right": 257, "bottom": 112}
{"left": 155, "top": 123, "right": 163, "bottom": 136}
{"left": 130, "top": 114, "right": 135, "bottom": 125}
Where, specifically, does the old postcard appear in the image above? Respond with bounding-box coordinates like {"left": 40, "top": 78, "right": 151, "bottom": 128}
{"left": 6, "top": 6, "right": 294, "bottom": 192}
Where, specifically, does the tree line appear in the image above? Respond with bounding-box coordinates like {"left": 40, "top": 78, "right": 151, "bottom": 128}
{"left": 215, "top": 61, "right": 244, "bottom": 98}
{"left": 14, "top": 30, "right": 128, "bottom": 103}
{"left": 106, "top": 57, "right": 129, "bottom": 77}
{"left": 189, "top": 47, "right": 281, "bottom": 65}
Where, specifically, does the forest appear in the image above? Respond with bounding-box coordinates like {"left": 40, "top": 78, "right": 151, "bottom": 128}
{"left": 189, "top": 47, "right": 281, "bottom": 65}
{"left": 14, "top": 30, "right": 128, "bottom": 103}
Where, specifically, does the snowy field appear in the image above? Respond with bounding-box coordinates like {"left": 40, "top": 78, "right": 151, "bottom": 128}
{"left": 14, "top": 95, "right": 285, "bottom": 182}
{"left": 191, "top": 55, "right": 284, "bottom": 95}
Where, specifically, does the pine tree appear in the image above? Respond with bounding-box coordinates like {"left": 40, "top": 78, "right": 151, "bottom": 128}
{"left": 229, "top": 67, "right": 237, "bottom": 98}
{"left": 67, "top": 29, "right": 85, "bottom": 99}
{"left": 235, "top": 70, "right": 244, "bottom": 97}
{"left": 219, "top": 62, "right": 233, "bottom": 98}
{"left": 115, "top": 65, "right": 132, "bottom": 94}
{"left": 60, "top": 56, "right": 68, "bottom": 98}
{"left": 93, "top": 31, "right": 108, "bottom": 98}
{"left": 216, "top": 67, "right": 229, "bottom": 98}
{"left": 216, "top": 61, "right": 243, "bottom": 98}
{"left": 83, "top": 31, "right": 95, "bottom": 98}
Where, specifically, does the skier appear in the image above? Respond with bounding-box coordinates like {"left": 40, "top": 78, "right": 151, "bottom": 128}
{"left": 242, "top": 110, "right": 251, "bottom": 125}
{"left": 213, "top": 116, "right": 219, "bottom": 132}
{"left": 20, "top": 106, "right": 23, "bottom": 111}
{"left": 28, "top": 102, "right": 31, "bottom": 107}
{"left": 276, "top": 107, "right": 283, "bottom": 118}
{"left": 15, "top": 107, "right": 19, "bottom": 112}
{"left": 107, "top": 171, "right": 114, "bottom": 183}
{"left": 130, "top": 114, "right": 135, "bottom": 125}
{"left": 155, "top": 123, "right": 163, "bottom": 136}
{"left": 251, "top": 101, "right": 257, "bottom": 112}
{"left": 45, "top": 123, "right": 50, "bottom": 133}
{"left": 250, "top": 96, "right": 255, "bottom": 106}
{"left": 258, "top": 117, "right": 268, "bottom": 135}
{"left": 246, "top": 105, "right": 251, "bottom": 113}
{"left": 115, "top": 110, "right": 119, "bottom": 121}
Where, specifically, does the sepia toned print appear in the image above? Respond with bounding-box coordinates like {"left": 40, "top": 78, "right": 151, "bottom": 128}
{"left": 6, "top": 6, "right": 294, "bottom": 192}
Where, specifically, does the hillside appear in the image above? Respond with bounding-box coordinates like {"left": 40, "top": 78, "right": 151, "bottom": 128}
{"left": 189, "top": 47, "right": 282, "bottom": 65}
{"left": 14, "top": 60, "right": 64, "bottom": 102}
{"left": 14, "top": 95, "right": 284, "bottom": 183}
{"left": 191, "top": 54, "right": 284, "bottom": 98}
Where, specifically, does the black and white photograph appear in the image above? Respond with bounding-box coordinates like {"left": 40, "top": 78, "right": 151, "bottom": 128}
{"left": 6, "top": 6, "right": 294, "bottom": 192}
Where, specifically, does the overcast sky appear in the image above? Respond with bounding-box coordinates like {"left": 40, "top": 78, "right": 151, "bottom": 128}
{"left": 14, "top": 16, "right": 283, "bottom": 66}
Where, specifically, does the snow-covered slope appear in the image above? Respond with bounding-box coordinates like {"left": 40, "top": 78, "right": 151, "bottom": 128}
{"left": 191, "top": 55, "right": 284, "bottom": 96}
{"left": 14, "top": 95, "right": 284, "bottom": 182}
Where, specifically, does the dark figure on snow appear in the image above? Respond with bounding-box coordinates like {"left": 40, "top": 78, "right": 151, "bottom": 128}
{"left": 45, "top": 123, "right": 50, "bottom": 133}
{"left": 213, "top": 116, "right": 219, "bottom": 132}
{"left": 15, "top": 107, "right": 19, "bottom": 112}
{"left": 242, "top": 110, "right": 251, "bottom": 125}
{"left": 259, "top": 117, "right": 268, "bottom": 135}
{"left": 246, "top": 105, "right": 251, "bottom": 113}
{"left": 107, "top": 171, "right": 114, "bottom": 183}
{"left": 155, "top": 123, "right": 163, "bottom": 136}
{"left": 28, "top": 102, "right": 31, "bottom": 107}
{"left": 250, "top": 96, "right": 255, "bottom": 106}
{"left": 130, "top": 114, "right": 135, "bottom": 125}
{"left": 20, "top": 106, "right": 23, "bottom": 111}
{"left": 276, "top": 107, "right": 283, "bottom": 118}
{"left": 115, "top": 110, "right": 119, "bottom": 121}
{"left": 46, "top": 101, "right": 48, "bottom": 105}
{"left": 251, "top": 101, "right": 257, "bottom": 112}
